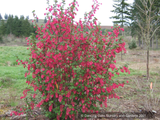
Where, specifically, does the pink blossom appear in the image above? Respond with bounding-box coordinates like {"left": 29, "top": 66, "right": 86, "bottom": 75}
{"left": 25, "top": 72, "right": 27, "bottom": 77}
{"left": 56, "top": 92, "right": 58, "bottom": 98}
{"left": 41, "top": 74, "right": 44, "bottom": 78}
{"left": 121, "top": 69, "right": 124, "bottom": 73}
{"left": 58, "top": 95, "right": 63, "bottom": 102}
{"left": 108, "top": 32, "right": 112, "bottom": 35}
{"left": 49, "top": 104, "right": 53, "bottom": 112}
{"left": 120, "top": 28, "right": 124, "bottom": 31}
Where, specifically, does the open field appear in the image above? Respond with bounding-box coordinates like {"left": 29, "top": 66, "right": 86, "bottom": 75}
{"left": 0, "top": 43, "right": 160, "bottom": 120}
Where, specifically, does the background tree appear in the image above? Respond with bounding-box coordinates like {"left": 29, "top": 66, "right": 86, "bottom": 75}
{"left": 6, "top": 15, "right": 14, "bottom": 35}
{"left": 21, "top": 18, "right": 31, "bottom": 37}
{"left": 130, "top": 22, "right": 143, "bottom": 47}
{"left": 155, "top": 18, "right": 160, "bottom": 49}
{"left": 20, "top": 15, "right": 25, "bottom": 20}
{"left": 0, "top": 14, "right": 2, "bottom": 27}
{"left": 0, "top": 20, "right": 6, "bottom": 35}
{"left": 44, "top": 17, "right": 47, "bottom": 23}
{"left": 134, "top": 0, "right": 160, "bottom": 80}
{"left": 129, "top": 0, "right": 144, "bottom": 48}
{"left": 12, "top": 16, "right": 22, "bottom": 37}
{"left": 110, "top": 0, "right": 131, "bottom": 28}
{"left": 152, "top": 0, "right": 160, "bottom": 49}
{"left": 4, "top": 13, "right": 8, "bottom": 20}
{"left": 130, "top": 0, "right": 160, "bottom": 49}
{"left": 0, "top": 14, "right": 38, "bottom": 38}
{"left": 26, "top": 16, "right": 29, "bottom": 20}
{"left": 36, "top": 17, "right": 38, "bottom": 23}
{"left": 110, "top": 0, "right": 131, "bottom": 61}
{"left": 0, "top": 14, "right": 3, "bottom": 20}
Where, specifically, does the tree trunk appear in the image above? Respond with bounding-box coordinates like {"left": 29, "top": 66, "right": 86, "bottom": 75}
{"left": 141, "top": 37, "right": 144, "bottom": 49}
{"left": 156, "top": 35, "right": 158, "bottom": 49}
{"left": 138, "top": 34, "right": 141, "bottom": 47}
{"left": 10, "top": 27, "right": 12, "bottom": 35}
{"left": 152, "top": 37, "right": 154, "bottom": 49}
{"left": 147, "top": 47, "right": 149, "bottom": 80}
{"left": 150, "top": 38, "right": 152, "bottom": 48}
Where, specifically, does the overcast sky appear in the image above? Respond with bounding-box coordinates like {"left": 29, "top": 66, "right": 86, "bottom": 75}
{"left": 0, "top": 0, "right": 134, "bottom": 26}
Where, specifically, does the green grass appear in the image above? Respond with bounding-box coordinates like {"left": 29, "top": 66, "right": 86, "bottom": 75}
{"left": 112, "top": 68, "right": 144, "bottom": 80}
{"left": 0, "top": 46, "right": 33, "bottom": 111}
{"left": 0, "top": 46, "right": 30, "bottom": 66}
{"left": 0, "top": 66, "right": 27, "bottom": 79}
{"left": 0, "top": 46, "right": 31, "bottom": 94}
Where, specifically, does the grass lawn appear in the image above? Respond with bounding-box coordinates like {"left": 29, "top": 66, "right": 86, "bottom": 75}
{"left": 0, "top": 46, "right": 31, "bottom": 112}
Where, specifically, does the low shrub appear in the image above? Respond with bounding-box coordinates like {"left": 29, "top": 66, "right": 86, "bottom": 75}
{"left": 128, "top": 39, "right": 137, "bottom": 49}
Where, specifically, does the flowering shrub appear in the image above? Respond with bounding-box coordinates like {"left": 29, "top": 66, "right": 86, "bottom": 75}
{"left": 11, "top": 0, "right": 130, "bottom": 119}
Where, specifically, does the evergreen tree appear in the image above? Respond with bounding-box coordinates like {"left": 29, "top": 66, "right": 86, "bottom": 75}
{"left": 21, "top": 19, "right": 31, "bottom": 36}
{"left": 0, "top": 14, "right": 37, "bottom": 37}
{"left": 20, "top": 15, "right": 25, "bottom": 20}
{"left": 0, "top": 14, "right": 2, "bottom": 20}
{"left": 0, "top": 20, "right": 7, "bottom": 35}
{"left": 26, "top": 16, "right": 29, "bottom": 20}
{"left": 12, "top": 16, "right": 21, "bottom": 37}
{"left": 44, "top": 17, "right": 47, "bottom": 23}
{"left": 110, "top": 0, "right": 132, "bottom": 61}
{"left": 4, "top": 13, "right": 8, "bottom": 20}
{"left": 8, "top": 14, "right": 12, "bottom": 18}
{"left": 110, "top": 0, "right": 131, "bottom": 27}
{"left": 6, "top": 25, "right": 10, "bottom": 34}
{"left": 6, "top": 15, "right": 14, "bottom": 34}
{"left": 36, "top": 17, "right": 38, "bottom": 23}
{"left": 19, "top": 18, "right": 24, "bottom": 37}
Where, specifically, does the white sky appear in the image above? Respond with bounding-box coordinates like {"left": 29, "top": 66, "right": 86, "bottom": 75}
{"left": 0, "top": 0, "right": 134, "bottom": 26}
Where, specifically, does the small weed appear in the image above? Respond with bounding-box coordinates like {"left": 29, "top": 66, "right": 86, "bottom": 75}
{"left": 150, "top": 72, "right": 158, "bottom": 76}
{"left": 0, "top": 77, "right": 12, "bottom": 87}
{"left": 10, "top": 101, "right": 18, "bottom": 107}
{"left": 128, "top": 39, "right": 137, "bottom": 49}
{"left": 11, "top": 61, "right": 18, "bottom": 66}
{"left": 132, "top": 77, "right": 160, "bottom": 112}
